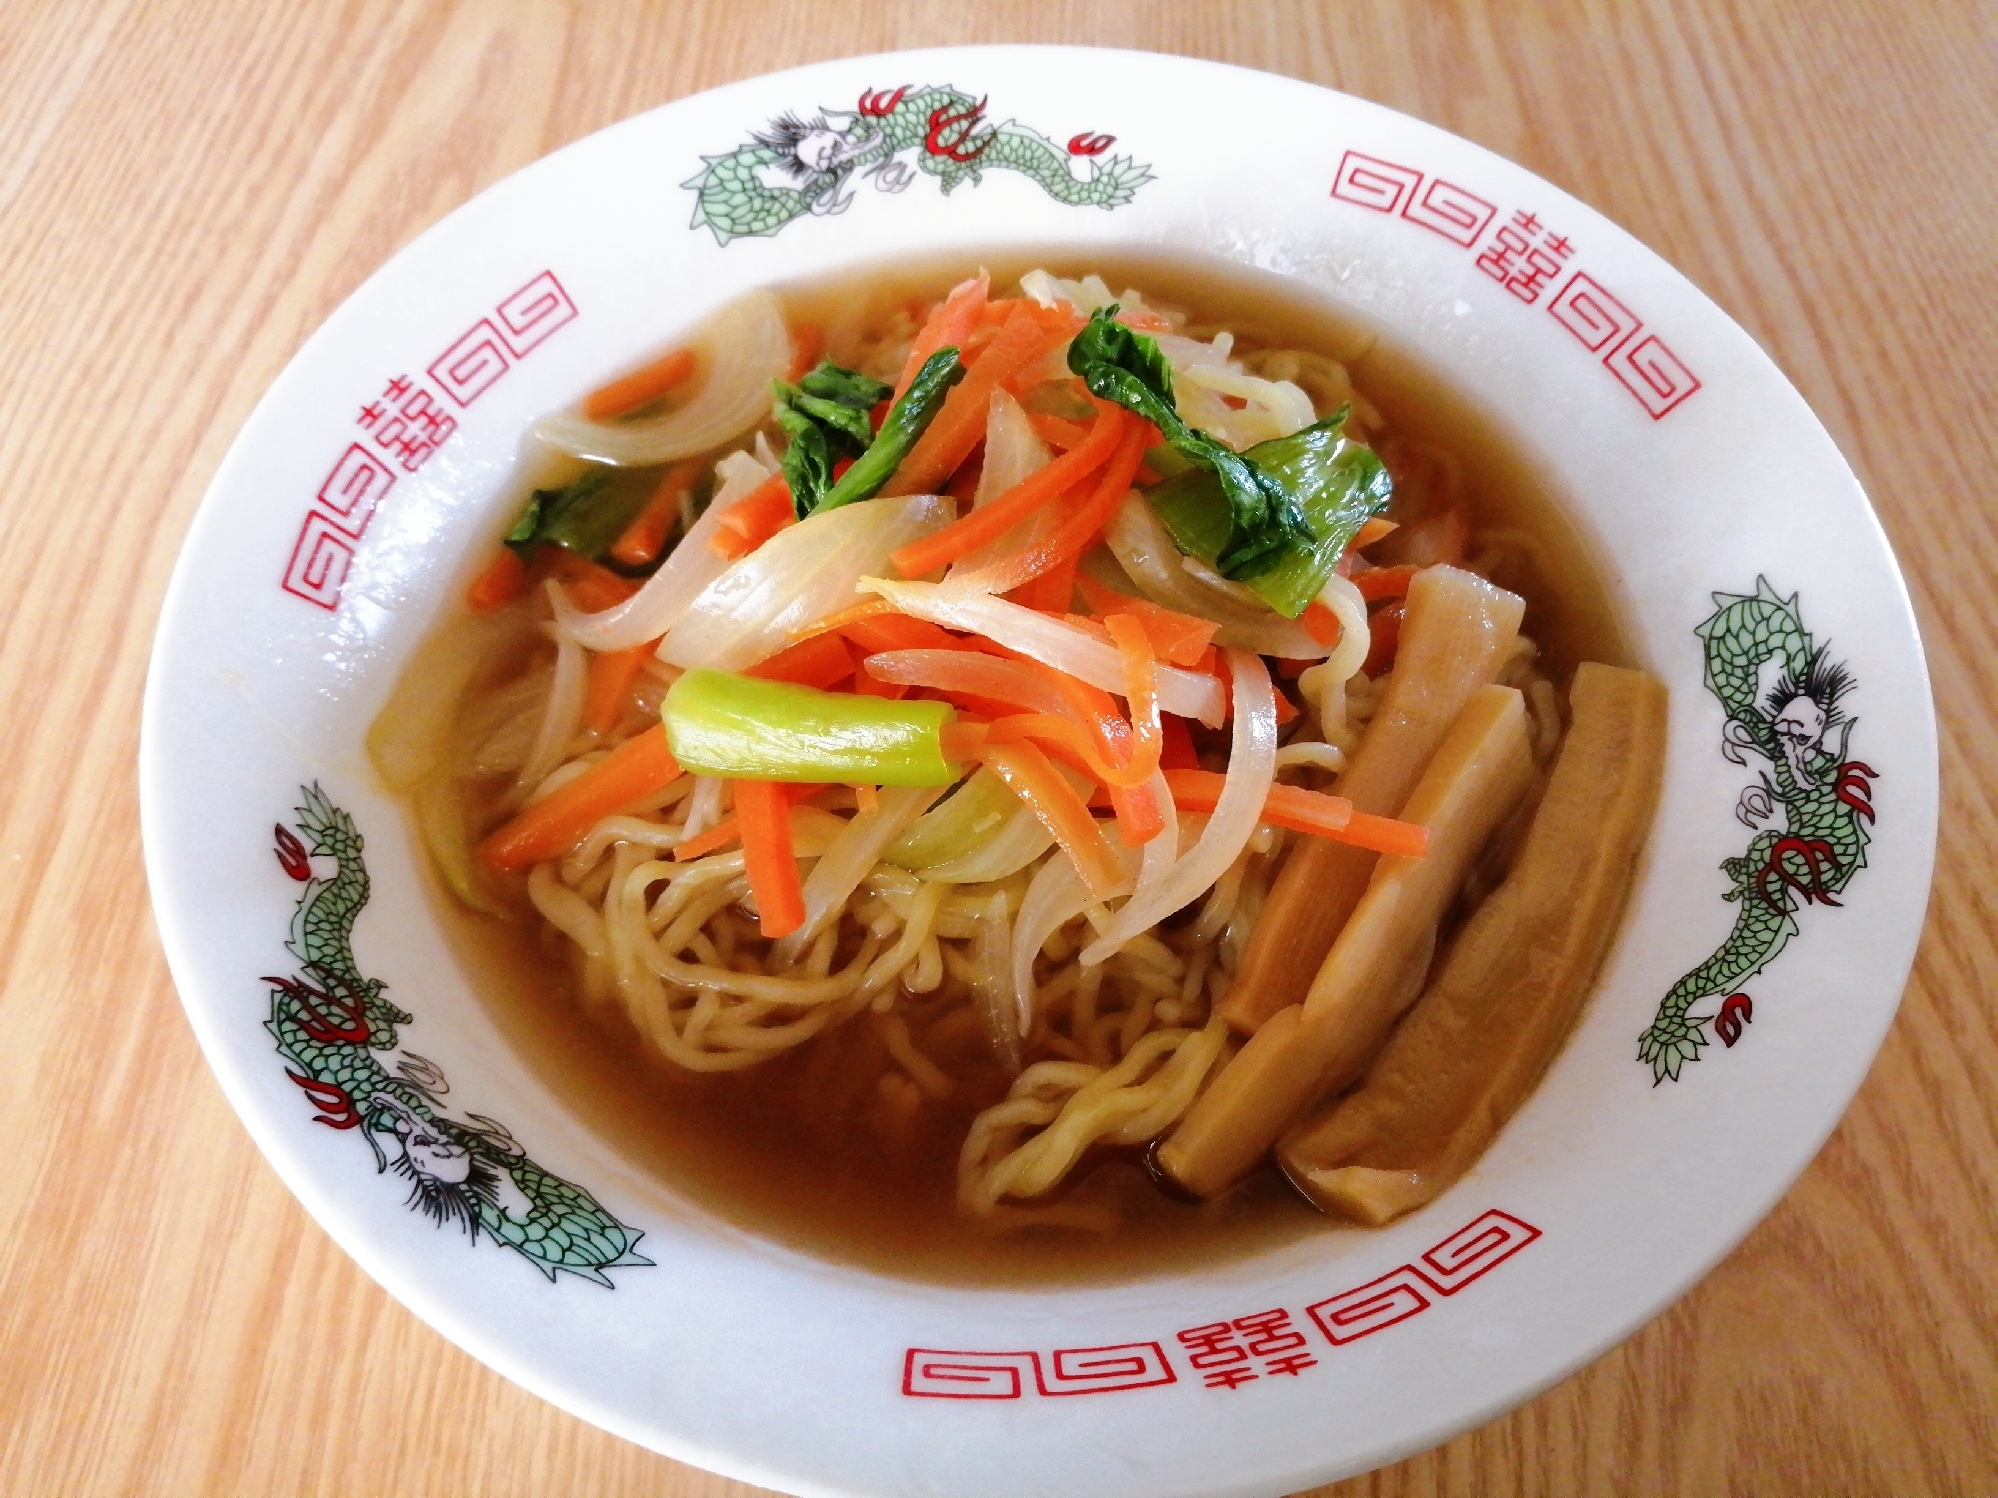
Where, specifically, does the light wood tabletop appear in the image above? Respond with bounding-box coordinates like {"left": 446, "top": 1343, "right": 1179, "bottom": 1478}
{"left": 3, "top": 3, "right": 1992, "bottom": 1494}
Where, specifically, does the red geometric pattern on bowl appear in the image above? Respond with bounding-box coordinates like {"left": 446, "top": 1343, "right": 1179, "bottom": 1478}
{"left": 902, "top": 1208, "right": 1540, "bottom": 1400}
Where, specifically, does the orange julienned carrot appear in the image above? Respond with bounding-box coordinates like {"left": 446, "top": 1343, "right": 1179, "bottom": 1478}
{"left": 958, "top": 411, "right": 1149, "bottom": 595}
{"left": 883, "top": 302, "right": 1068, "bottom": 497}
{"left": 1353, "top": 563, "right": 1420, "bottom": 603}
{"left": 709, "top": 473, "right": 797, "bottom": 561}
{"left": 466, "top": 548, "right": 527, "bottom": 612}
{"left": 1028, "top": 413, "right": 1091, "bottom": 451}
{"left": 981, "top": 739, "right": 1127, "bottom": 898}
{"left": 889, "top": 401, "right": 1125, "bottom": 577}
{"left": 480, "top": 725, "right": 683, "bottom": 872}
{"left": 1073, "top": 575, "right": 1218, "bottom": 667}
{"left": 1160, "top": 769, "right": 1429, "bottom": 858}
{"left": 548, "top": 552, "right": 639, "bottom": 611}
{"left": 1351, "top": 516, "right": 1398, "bottom": 549}
{"left": 1301, "top": 600, "right": 1342, "bottom": 646}
{"left": 1007, "top": 552, "right": 1077, "bottom": 613}
{"left": 744, "top": 631, "right": 855, "bottom": 691}
{"left": 735, "top": 780, "right": 805, "bottom": 937}
{"left": 583, "top": 639, "right": 662, "bottom": 733}
{"left": 894, "top": 271, "right": 989, "bottom": 396}
{"left": 583, "top": 348, "right": 697, "bottom": 421}
{"left": 611, "top": 461, "right": 701, "bottom": 568}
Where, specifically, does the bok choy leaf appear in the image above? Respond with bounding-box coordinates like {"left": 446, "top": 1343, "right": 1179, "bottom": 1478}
{"left": 1147, "top": 409, "right": 1393, "bottom": 619}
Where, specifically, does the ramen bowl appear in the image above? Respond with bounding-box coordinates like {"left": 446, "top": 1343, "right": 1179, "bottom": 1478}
{"left": 141, "top": 45, "right": 1936, "bottom": 1498}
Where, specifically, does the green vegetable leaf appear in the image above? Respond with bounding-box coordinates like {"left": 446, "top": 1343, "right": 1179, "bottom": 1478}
{"left": 503, "top": 469, "right": 652, "bottom": 563}
{"left": 815, "top": 347, "right": 965, "bottom": 514}
{"left": 1067, "top": 308, "right": 1314, "bottom": 577}
{"left": 1148, "top": 407, "right": 1393, "bottom": 617}
{"left": 772, "top": 360, "right": 892, "bottom": 518}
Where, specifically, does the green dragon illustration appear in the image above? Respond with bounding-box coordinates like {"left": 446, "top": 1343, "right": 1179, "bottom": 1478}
{"left": 684, "top": 84, "right": 1153, "bottom": 245}
{"left": 265, "top": 785, "right": 650, "bottom": 1284}
{"left": 1637, "top": 580, "right": 1878, "bottom": 1082}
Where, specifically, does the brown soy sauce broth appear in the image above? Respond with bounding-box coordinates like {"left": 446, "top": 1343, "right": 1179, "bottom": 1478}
{"left": 428, "top": 249, "right": 1630, "bottom": 1287}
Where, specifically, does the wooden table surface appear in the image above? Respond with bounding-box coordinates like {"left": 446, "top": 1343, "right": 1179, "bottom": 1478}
{"left": 3, "top": 3, "right": 1993, "bottom": 1494}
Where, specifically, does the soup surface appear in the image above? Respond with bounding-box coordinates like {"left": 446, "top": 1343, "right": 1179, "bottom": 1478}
{"left": 402, "top": 250, "right": 1631, "bottom": 1286}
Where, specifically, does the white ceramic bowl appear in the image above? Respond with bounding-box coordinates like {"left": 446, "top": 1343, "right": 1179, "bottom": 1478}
{"left": 141, "top": 45, "right": 1937, "bottom": 1498}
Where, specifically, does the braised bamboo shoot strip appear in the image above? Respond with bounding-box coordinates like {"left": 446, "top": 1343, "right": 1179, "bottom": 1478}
{"left": 1278, "top": 664, "right": 1667, "bottom": 1224}
{"left": 1219, "top": 565, "right": 1524, "bottom": 1033}
{"left": 1155, "top": 683, "right": 1536, "bottom": 1199}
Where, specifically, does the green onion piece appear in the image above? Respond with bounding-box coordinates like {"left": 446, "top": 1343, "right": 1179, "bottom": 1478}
{"left": 814, "top": 348, "right": 966, "bottom": 513}
{"left": 663, "top": 668, "right": 962, "bottom": 785}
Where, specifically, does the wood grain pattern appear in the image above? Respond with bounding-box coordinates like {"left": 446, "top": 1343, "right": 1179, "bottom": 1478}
{"left": 1, "top": 2, "right": 1992, "bottom": 1494}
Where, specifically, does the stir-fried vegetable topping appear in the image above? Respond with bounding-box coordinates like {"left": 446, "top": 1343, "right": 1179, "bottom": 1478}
{"left": 814, "top": 347, "right": 966, "bottom": 513}
{"left": 664, "top": 668, "right": 963, "bottom": 785}
{"left": 504, "top": 470, "right": 656, "bottom": 565}
{"left": 772, "top": 361, "right": 892, "bottom": 517}
{"left": 1068, "top": 307, "right": 1315, "bottom": 580}
{"left": 1148, "top": 408, "right": 1393, "bottom": 618}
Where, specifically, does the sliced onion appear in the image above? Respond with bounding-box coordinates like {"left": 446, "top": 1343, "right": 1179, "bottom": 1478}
{"left": 552, "top": 449, "right": 771, "bottom": 652}
{"left": 771, "top": 783, "right": 941, "bottom": 966}
{"left": 947, "top": 390, "right": 1055, "bottom": 579}
{"left": 922, "top": 802, "right": 1055, "bottom": 884}
{"left": 367, "top": 601, "right": 537, "bottom": 790}
{"left": 1131, "top": 766, "right": 1178, "bottom": 904}
{"left": 512, "top": 597, "right": 588, "bottom": 805}
{"left": 1010, "top": 854, "right": 1090, "bottom": 1039}
{"left": 1102, "top": 495, "right": 1339, "bottom": 658}
{"left": 535, "top": 290, "right": 789, "bottom": 467}
{"left": 859, "top": 578, "right": 1226, "bottom": 726}
{"left": 1082, "top": 650, "right": 1277, "bottom": 966}
{"left": 1312, "top": 571, "right": 1371, "bottom": 682}
{"left": 974, "top": 890, "right": 1021, "bottom": 1072}
{"left": 663, "top": 495, "right": 953, "bottom": 671}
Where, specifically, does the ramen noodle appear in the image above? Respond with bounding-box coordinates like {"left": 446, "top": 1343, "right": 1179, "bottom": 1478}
{"left": 371, "top": 256, "right": 1660, "bottom": 1280}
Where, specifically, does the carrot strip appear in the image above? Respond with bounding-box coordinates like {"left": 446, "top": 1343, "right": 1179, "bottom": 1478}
{"left": 1161, "top": 770, "right": 1429, "bottom": 858}
{"left": 895, "top": 272, "right": 989, "bottom": 396}
{"left": 735, "top": 780, "right": 805, "bottom": 937}
{"left": 583, "top": 348, "right": 696, "bottom": 421}
{"left": 1073, "top": 575, "right": 1218, "bottom": 667}
{"left": 884, "top": 301, "right": 1061, "bottom": 495}
{"left": 480, "top": 725, "right": 683, "bottom": 872}
{"left": 745, "top": 632, "right": 854, "bottom": 691}
{"left": 981, "top": 740, "right": 1126, "bottom": 898}
{"left": 548, "top": 553, "right": 639, "bottom": 612}
{"left": 1008, "top": 552, "right": 1077, "bottom": 613}
{"left": 839, "top": 613, "right": 966, "bottom": 654}
{"left": 863, "top": 650, "right": 1070, "bottom": 716}
{"left": 1159, "top": 713, "right": 1199, "bottom": 771}
{"left": 1105, "top": 614, "right": 1164, "bottom": 785}
{"left": 1364, "top": 602, "right": 1405, "bottom": 677}
{"left": 1354, "top": 564, "right": 1420, "bottom": 603}
{"left": 1108, "top": 780, "right": 1166, "bottom": 846}
{"left": 709, "top": 473, "right": 795, "bottom": 561}
{"left": 788, "top": 597, "right": 896, "bottom": 644}
{"left": 784, "top": 322, "right": 824, "bottom": 383}
{"left": 672, "top": 785, "right": 827, "bottom": 862}
{"left": 584, "top": 640, "right": 661, "bottom": 733}
{"left": 956, "top": 410, "right": 1150, "bottom": 595}
{"left": 1028, "top": 413, "right": 1090, "bottom": 451}
{"left": 466, "top": 549, "right": 527, "bottom": 612}
{"left": 611, "top": 461, "right": 701, "bottom": 567}
{"left": 1351, "top": 517, "right": 1399, "bottom": 549}
{"left": 1301, "top": 599, "right": 1342, "bottom": 646}
{"left": 888, "top": 400, "right": 1124, "bottom": 576}
{"left": 672, "top": 816, "right": 741, "bottom": 862}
